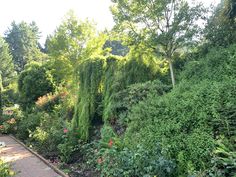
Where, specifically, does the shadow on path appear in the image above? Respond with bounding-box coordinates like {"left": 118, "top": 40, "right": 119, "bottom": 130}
{"left": 0, "top": 135, "right": 62, "bottom": 177}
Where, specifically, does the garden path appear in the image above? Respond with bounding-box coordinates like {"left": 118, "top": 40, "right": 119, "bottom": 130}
{"left": 0, "top": 135, "right": 62, "bottom": 177}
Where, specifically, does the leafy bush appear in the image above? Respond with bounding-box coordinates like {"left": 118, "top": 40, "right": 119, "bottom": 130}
{"left": 207, "top": 138, "right": 236, "bottom": 177}
{"left": 0, "top": 107, "right": 22, "bottom": 134}
{"left": 35, "top": 91, "right": 68, "bottom": 112}
{"left": 97, "top": 142, "right": 175, "bottom": 177}
{"left": 124, "top": 79, "right": 236, "bottom": 174}
{"left": 18, "top": 62, "right": 55, "bottom": 110}
{"left": 30, "top": 121, "right": 64, "bottom": 157}
{"left": 0, "top": 159, "right": 15, "bottom": 177}
{"left": 121, "top": 44, "right": 236, "bottom": 176}
{"left": 1, "top": 83, "right": 18, "bottom": 108}
{"left": 16, "top": 111, "right": 41, "bottom": 140}
{"left": 58, "top": 128, "right": 80, "bottom": 163}
{"left": 110, "top": 80, "right": 171, "bottom": 125}
{"left": 181, "top": 44, "right": 236, "bottom": 82}
{"left": 102, "top": 54, "right": 167, "bottom": 122}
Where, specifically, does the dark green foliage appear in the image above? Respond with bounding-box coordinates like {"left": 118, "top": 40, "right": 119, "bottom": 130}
{"left": 205, "top": 0, "right": 236, "bottom": 47}
{"left": 98, "top": 142, "right": 175, "bottom": 177}
{"left": 1, "top": 86, "right": 18, "bottom": 107}
{"left": 110, "top": 80, "right": 171, "bottom": 125}
{"left": 16, "top": 111, "right": 41, "bottom": 140}
{"left": 208, "top": 138, "right": 236, "bottom": 177}
{"left": 30, "top": 111, "right": 64, "bottom": 158}
{"left": 123, "top": 44, "right": 236, "bottom": 175}
{"left": 103, "top": 54, "right": 165, "bottom": 122}
{"left": 18, "top": 63, "right": 55, "bottom": 110}
{"left": 73, "top": 58, "right": 104, "bottom": 140}
{"left": 4, "top": 21, "right": 43, "bottom": 72}
{"left": 181, "top": 44, "right": 236, "bottom": 82}
{"left": 125, "top": 79, "right": 236, "bottom": 175}
{"left": 0, "top": 37, "right": 15, "bottom": 87}
{"left": 102, "top": 56, "right": 123, "bottom": 121}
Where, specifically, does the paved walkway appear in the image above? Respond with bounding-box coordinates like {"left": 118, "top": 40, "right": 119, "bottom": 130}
{"left": 0, "top": 135, "right": 62, "bottom": 177}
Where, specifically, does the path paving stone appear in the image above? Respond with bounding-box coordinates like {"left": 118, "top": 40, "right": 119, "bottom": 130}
{"left": 0, "top": 135, "right": 62, "bottom": 177}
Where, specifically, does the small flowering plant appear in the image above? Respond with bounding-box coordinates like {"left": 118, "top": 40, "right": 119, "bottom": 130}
{"left": 7, "top": 118, "right": 16, "bottom": 124}
{"left": 0, "top": 125, "right": 4, "bottom": 132}
{"left": 0, "top": 107, "right": 22, "bottom": 134}
{"left": 63, "top": 128, "right": 68, "bottom": 133}
{"left": 0, "top": 118, "right": 17, "bottom": 134}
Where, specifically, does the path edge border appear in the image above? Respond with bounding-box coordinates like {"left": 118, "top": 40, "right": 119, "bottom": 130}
{"left": 9, "top": 135, "right": 69, "bottom": 177}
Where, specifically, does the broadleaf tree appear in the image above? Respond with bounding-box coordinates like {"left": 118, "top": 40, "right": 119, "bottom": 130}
{"left": 46, "top": 10, "right": 107, "bottom": 84}
{"left": 111, "top": 0, "right": 206, "bottom": 87}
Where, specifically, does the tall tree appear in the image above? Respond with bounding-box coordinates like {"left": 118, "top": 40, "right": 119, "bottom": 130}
{"left": 111, "top": 0, "right": 206, "bottom": 87}
{"left": 0, "top": 37, "right": 15, "bottom": 87}
{"left": 5, "top": 21, "right": 43, "bottom": 72}
{"left": 224, "top": 0, "right": 236, "bottom": 19}
{"left": 46, "top": 10, "right": 106, "bottom": 83}
{"left": 205, "top": 0, "right": 236, "bottom": 47}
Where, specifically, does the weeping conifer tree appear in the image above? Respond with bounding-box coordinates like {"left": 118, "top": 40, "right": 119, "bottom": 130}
{"left": 103, "top": 52, "right": 165, "bottom": 122}
{"left": 102, "top": 56, "right": 124, "bottom": 121}
{"left": 73, "top": 52, "right": 167, "bottom": 140}
{"left": 72, "top": 57, "right": 104, "bottom": 140}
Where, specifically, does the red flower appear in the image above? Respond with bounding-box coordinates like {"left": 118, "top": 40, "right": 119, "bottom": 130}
{"left": 0, "top": 125, "right": 4, "bottom": 129}
{"left": 97, "top": 157, "right": 103, "bottom": 164}
{"left": 108, "top": 139, "right": 113, "bottom": 147}
{"left": 63, "top": 128, "right": 68, "bottom": 133}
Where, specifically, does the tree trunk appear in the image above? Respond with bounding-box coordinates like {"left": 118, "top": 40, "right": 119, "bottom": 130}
{"left": 168, "top": 59, "right": 175, "bottom": 87}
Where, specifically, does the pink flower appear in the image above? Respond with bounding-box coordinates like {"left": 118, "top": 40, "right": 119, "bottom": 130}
{"left": 63, "top": 128, "right": 68, "bottom": 133}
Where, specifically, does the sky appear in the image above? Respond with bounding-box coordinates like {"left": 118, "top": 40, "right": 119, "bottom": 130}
{"left": 0, "top": 0, "right": 220, "bottom": 44}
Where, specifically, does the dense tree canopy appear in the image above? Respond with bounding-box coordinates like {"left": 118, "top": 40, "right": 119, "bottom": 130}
{"left": 0, "top": 37, "right": 15, "bottom": 87}
{"left": 205, "top": 0, "right": 236, "bottom": 47}
{"left": 111, "top": 0, "right": 206, "bottom": 86}
{"left": 4, "top": 21, "right": 43, "bottom": 72}
{"left": 46, "top": 11, "right": 107, "bottom": 84}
